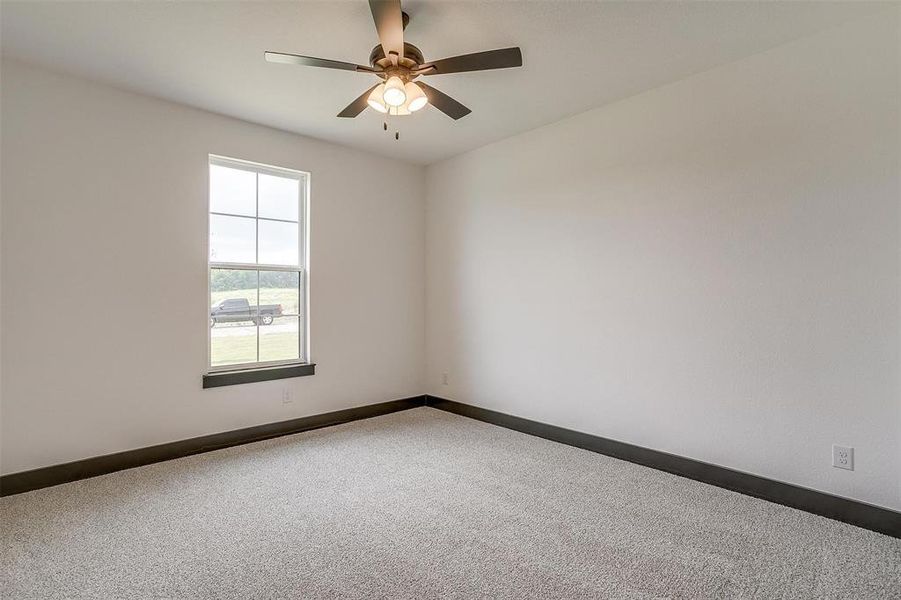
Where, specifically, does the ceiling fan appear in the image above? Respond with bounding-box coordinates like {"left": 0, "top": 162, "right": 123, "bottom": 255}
{"left": 264, "top": 0, "right": 523, "bottom": 121}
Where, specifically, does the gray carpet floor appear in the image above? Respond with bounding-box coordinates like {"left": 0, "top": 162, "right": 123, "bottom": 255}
{"left": 1, "top": 407, "right": 899, "bottom": 599}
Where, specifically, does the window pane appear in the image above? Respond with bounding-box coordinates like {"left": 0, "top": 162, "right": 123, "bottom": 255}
{"left": 258, "top": 219, "right": 299, "bottom": 266}
{"left": 210, "top": 214, "right": 255, "bottom": 263}
{"left": 210, "top": 164, "right": 256, "bottom": 216}
{"left": 258, "top": 174, "right": 300, "bottom": 222}
{"left": 211, "top": 325, "right": 258, "bottom": 367}
{"left": 259, "top": 271, "right": 300, "bottom": 316}
{"left": 259, "top": 316, "right": 300, "bottom": 363}
{"left": 210, "top": 269, "right": 259, "bottom": 366}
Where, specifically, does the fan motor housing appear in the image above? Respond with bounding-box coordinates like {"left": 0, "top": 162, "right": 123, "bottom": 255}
{"left": 369, "top": 42, "right": 425, "bottom": 71}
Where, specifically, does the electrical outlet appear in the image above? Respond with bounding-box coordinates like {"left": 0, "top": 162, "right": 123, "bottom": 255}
{"left": 832, "top": 445, "right": 854, "bottom": 471}
{"left": 441, "top": 372, "right": 449, "bottom": 386}
{"left": 281, "top": 388, "right": 293, "bottom": 405}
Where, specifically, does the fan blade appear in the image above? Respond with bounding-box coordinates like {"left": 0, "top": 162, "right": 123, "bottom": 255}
{"left": 265, "top": 51, "right": 378, "bottom": 73}
{"left": 420, "top": 47, "right": 522, "bottom": 75}
{"left": 417, "top": 82, "right": 471, "bottom": 120}
{"left": 369, "top": 0, "right": 404, "bottom": 59}
{"left": 337, "top": 84, "right": 381, "bottom": 118}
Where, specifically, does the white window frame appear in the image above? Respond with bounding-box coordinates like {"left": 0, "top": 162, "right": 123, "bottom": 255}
{"left": 206, "top": 155, "right": 310, "bottom": 373}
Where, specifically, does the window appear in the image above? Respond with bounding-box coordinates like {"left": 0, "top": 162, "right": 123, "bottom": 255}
{"left": 207, "top": 156, "right": 309, "bottom": 377}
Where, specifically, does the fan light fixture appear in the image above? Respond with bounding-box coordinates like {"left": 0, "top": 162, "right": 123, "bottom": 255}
{"left": 372, "top": 81, "right": 427, "bottom": 117}
{"left": 367, "top": 80, "right": 427, "bottom": 117}
{"left": 404, "top": 82, "right": 428, "bottom": 112}
{"left": 383, "top": 76, "right": 406, "bottom": 107}
{"left": 388, "top": 104, "right": 411, "bottom": 116}
{"left": 367, "top": 84, "right": 388, "bottom": 113}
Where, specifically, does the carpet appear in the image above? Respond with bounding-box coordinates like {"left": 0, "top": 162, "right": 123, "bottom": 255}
{"left": 2, "top": 407, "right": 899, "bottom": 599}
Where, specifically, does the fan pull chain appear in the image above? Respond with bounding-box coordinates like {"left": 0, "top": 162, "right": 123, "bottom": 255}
{"left": 383, "top": 115, "right": 400, "bottom": 141}
{"left": 382, "top": 121, "right": 400, "bottom": 140}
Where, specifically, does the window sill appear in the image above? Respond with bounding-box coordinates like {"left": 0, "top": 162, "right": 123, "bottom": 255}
{"left": 203, "top": 363, "right": 315, "bottom": 389}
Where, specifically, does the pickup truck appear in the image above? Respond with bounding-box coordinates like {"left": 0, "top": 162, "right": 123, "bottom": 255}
{"left": 210, "top": 298, "right": 283, "bottom": 327}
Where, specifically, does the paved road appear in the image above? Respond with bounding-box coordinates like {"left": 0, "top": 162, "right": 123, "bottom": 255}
{"left": 211, "top": 319, "right": 298, "bottom": 337}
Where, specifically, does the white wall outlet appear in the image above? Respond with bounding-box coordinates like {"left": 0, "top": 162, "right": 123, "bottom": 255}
{"left": 441, "top": 372, "right": 449, "bottom": 386}
{"left": 832, "top": 445, "right": 854, "bottom": 471}
{"left": 281, "top": 388, "right": 293, "bottom": 405}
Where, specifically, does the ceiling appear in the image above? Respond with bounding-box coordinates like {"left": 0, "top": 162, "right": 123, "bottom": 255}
{"left": 0, "top": 1, "right": 884, "bottom": 165}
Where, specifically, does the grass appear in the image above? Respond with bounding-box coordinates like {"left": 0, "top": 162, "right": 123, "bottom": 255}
{"left": 211, "top": 328, "right": 300, "bottom": 367}
{"left": 210, "top": 287, "right": 301, "bottom": 366}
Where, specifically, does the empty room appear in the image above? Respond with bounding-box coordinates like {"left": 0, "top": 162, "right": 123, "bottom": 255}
{"left": 1, "top": 1, "right": 899, "bottom": 598}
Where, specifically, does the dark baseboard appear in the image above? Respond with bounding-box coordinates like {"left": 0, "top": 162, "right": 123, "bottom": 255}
{"left": 425, "top": 396, "right": 900, "bottom": 539}
{"left": 0, "top": 395, "right": 427, "bottom": 497}
{"left": 4, "top": 394, "right": 897, "bottom": 538}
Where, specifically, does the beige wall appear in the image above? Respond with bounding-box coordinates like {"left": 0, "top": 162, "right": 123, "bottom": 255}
{"left": 3, "top": 10, "right": 899, "bottom": 513}
{"left": 0, "top": 60, "right": 426, "bottom": 474}
{"left": 425, "top": 12, "right": 901, "bottom": 510}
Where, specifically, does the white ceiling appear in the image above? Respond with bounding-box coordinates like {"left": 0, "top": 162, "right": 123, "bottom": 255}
{"left": 0, "top": 1, "right": 883, "bottom": 165}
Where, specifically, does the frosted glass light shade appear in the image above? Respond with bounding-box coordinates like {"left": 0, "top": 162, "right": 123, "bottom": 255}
{"left": 388, "top": 104, "right": 411, "bottom": 116}
{"left": 367, "top": 84, "right": 388, "bottom": 113}
{"left": 404, "top": 82, "right": 428, "bottom": 112}
{"left": 383, "top": 76, "right": 406, "bottom": 107}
